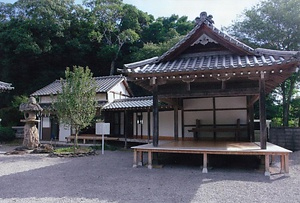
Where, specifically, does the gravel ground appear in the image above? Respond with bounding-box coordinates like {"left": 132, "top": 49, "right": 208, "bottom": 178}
{"left": 0, "top": 144, "right": 299, "bottom": 203}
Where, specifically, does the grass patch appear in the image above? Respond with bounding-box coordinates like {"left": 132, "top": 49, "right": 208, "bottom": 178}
{"left": 54, "top": 146, "right": 93, "bottom": 154}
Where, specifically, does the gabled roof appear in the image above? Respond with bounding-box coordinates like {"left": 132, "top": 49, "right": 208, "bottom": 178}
{"left": 157, "top": 12, "right": 256, "bottom": 62}
{"left": 0, "top": 81, "right": 14, "bottom": 92}
{"left": 31, "top": 75, "right": 130, "bottom": 96}
{"left": 122, "top": 12, "right": 300, "bottom": 96}
{"left": 123, "top": 12, "right": 299, "bottom": 76}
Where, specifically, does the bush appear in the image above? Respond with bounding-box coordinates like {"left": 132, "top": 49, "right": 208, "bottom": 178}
{"left": 0, "top": 127, "right": 15, "bottom": 143}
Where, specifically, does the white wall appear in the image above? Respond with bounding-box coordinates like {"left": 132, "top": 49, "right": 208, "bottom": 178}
{"left": 133, "top": 110, "right": 182, "bottom": 138}
{"left": 40, "top": 96, "right": 53, "bottom": 103}
{"left": 107, "top": 81, "right": 130, "bottom": 102}
{"left": 183, "top": 96, "right": 247, "bottom": 138}
{"left": 59, "top": 123, "right": 71, "bottom": 141}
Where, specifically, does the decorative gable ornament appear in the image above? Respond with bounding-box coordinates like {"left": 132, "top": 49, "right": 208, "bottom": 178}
{"left": 191, "top": 34, "right": 218, "bottom": 46}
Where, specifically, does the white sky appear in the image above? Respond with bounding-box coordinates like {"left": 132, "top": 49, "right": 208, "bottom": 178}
{"left": 1, "top": 0, "right": 263, "bottom": 27}
{"left": 122, "top": 0, "right": 263, "bottom": 27}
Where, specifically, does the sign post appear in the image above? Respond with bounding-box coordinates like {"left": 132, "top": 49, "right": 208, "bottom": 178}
{"left": 96, "top": 123, "right": 110, "bottom": 154}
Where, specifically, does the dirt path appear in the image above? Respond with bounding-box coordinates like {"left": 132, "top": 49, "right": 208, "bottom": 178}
{"left": 0, "top": 145, "right": 299, "bottom": 203}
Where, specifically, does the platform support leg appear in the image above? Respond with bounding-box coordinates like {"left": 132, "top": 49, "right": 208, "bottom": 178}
{"left": 280, "top": 155, "right": 285, "bottom": 173}
{"left": 138, "top": 151, "right": 143, "bottom": 166}
{"left": 264, "top": 155, "right": 270, "bottom": 176}
{"left": 133, "top": 150, "right": 137, "bottom": 168}
{"left": 202, "top": 153, "right": 208, "bottom": 173}
{"left": 284, "top": 154, "right": 289, "bottom": 174}
{"left": 148, "top": 151, "right": 153, "bottom": 169}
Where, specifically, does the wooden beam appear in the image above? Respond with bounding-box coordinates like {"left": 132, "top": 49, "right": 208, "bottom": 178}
{"left": 153, "top": 85, "right": 159, "bottom": 147}
{"left": 259, "top": 72, "right": 267, "bottom": 149}
{"left": 158, "top": 87, "right": 260, "bottom": 98}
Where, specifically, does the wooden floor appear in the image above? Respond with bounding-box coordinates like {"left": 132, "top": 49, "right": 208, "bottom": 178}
{"left": 132, "top": 141, "right": 292, "bottom": 176}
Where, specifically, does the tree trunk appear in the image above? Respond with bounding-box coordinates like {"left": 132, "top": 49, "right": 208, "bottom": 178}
{"left": 110, "top": 60, "right": 115, "bottom": 75}
{"left": 74, "top": 128, "right": 79, "bottom": 153}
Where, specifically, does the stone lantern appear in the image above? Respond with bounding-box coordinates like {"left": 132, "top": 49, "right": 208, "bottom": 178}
{"left": 19, "top": 97, "right": 43, "bottom": 149}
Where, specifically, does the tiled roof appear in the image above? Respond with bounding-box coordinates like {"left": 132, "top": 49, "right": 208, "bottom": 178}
{"left": 123, "top": 50, "right": 298, "bottom": 76}
{"left": 157, "top": 17, "right": 255, "bottom": 62}
{"left": 123, "top": 12, "right": 300, "bottom": 76}
{"left": 0, "top": 81, "right": 14, "bottom": 91}
{"left": 31, "top": 75, "right": 126, "bottom": 96}
{"left": 103, "top": 96, "right": 173, "bottom": 110}
{"left": 103, "top": 96, "right": 153, "bottom": 110}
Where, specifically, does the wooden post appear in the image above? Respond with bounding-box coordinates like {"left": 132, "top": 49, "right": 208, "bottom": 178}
{"left": 147, "top": 109, "right": 151, "bottom": 143}
{"left": 259, "top": 72, "right": 267, "bottom": 149}
{"left": 284, "top": 154, "right": 289, "bottom": 174}
{"left": 124, "top": 110, "right": 127, "bottom": 149}
{"left": 153, "top": 85, "right": 159, "bottom": 147}
{"left": 133, "top": 149, "right": 137, "bottom": 168}
{"left": 174, "top": 105, "right": 179, "bottom": 141}
{"left": 280, "top": 155, "right": 285, "bottom": 173}
{"left": 264, "top": 155, "right": 270, "bottom": 176}
{"left": 148, "top": 151, "right": 153, "bottom": 169}
{"left": 138, "top": 151, "right": 143, "bottom": 166}
{"left": 213, "top": 97, "right": 216, "bottom": 140}
{"left": 181, "top": 103, "right": 185, "bottom": 140}
{"left": 202, "top": 153, "right": 208, "bottom": 173}
{"left": 247, "top": 96, "right": 255, "bottom": 142}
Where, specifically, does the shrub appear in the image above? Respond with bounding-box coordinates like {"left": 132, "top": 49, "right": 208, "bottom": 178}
{"left": 0, "top": 127, "right": 16, "bottom": 143}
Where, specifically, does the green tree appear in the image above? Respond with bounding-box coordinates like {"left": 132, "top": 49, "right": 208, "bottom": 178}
{"left": 84, "top": 0, "right": 143, "bottom": 75}
{"left": 225, "top": 0, "right": 300, "bottom": 126}
{"left": 54, "top": 66, "right": 97, "bottom": 148}
{"left": 141, "top": 14, "right": 193, "bottom": 44}
{"left": 129, "top": 36, "right": 183, "bottom": 61}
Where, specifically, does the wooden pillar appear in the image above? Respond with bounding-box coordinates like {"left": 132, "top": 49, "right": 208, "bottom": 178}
{"left": 247, "top": 96, "right": 255, "bottom": 142}
{"left": 124, "top": 110, "right": 128, "bottom": 149}
{"left": 259, "top": 72, "right": 267, "bottom": 149}
{"left": 213, "top": 97, "right": 217, "bottom": 140}
{"left": 174, "top": 105, "right": 179, "bottom": 141}
{"left": 181, "top": 103, "right": 185, "bottom": 140}
{"left": 147, "top": 109, "right": 151, "bottom": 143}
{"left": 153, "top": 85, "right": 159, "bottom": 147}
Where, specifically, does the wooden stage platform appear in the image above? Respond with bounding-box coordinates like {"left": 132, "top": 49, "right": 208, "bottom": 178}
{"left": 132, "top": 141, "right": 292, "bottom": 176}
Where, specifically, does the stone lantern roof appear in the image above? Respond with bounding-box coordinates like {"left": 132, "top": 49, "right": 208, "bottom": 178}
{"left": 19, "top": 97, "right": 43, "bottom": 112}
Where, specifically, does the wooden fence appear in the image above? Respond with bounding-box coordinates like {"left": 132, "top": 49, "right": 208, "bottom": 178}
{"left": 269, "top": 127, "right": 300, "bottom": 151}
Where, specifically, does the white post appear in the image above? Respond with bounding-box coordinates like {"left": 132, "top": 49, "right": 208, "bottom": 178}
{"left": 96, "top": 122, "right": 110, "bottom": 155}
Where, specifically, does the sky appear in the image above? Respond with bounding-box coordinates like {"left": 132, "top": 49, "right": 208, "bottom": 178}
{"left": 1, "top": 0, "right": 263, "bottom": 27}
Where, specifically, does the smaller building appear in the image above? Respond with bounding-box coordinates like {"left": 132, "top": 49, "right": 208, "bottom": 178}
{"left": 31, "top": 75, "right": 132, "bottom": 141}
{"left": 0, "top": 81, "right": 14, "bottom": 92}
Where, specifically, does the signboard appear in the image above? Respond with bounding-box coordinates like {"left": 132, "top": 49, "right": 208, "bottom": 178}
{"left": 96, "top": 123, "right": 110, "bottom": 135}
{"left": 95, "top": 122, "right": 110, "bottom": 155}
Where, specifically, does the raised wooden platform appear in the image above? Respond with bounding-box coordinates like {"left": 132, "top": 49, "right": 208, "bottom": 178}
{"left": 132, "top": 141, "right": 291, "bottom": 176}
